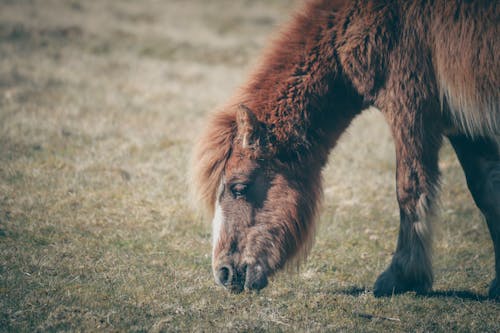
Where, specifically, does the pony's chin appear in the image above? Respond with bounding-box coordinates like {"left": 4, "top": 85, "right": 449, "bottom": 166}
{"left": 244, "top": 264, "right": 269, "bottom": 291}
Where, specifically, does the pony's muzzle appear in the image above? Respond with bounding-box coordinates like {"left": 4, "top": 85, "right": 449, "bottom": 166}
{"left": 215, "top": 263, "right": 268, "bottom": 292}
{"left": 214, "top": 263, "right": 245, "bottom": 293}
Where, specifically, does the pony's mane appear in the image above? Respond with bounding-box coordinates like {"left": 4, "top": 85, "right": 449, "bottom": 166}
{"left": 241, "top": 0, "right": 346, "bottom": 156}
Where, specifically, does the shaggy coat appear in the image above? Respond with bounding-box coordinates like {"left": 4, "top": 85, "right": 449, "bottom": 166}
{"left": 191, "top": 0, "right": 499, "bottom": 298}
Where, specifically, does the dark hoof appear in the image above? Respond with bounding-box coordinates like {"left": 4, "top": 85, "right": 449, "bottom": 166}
{"left": 488, "top": 278, "right": 499, "bottom": 301}
{"left": 373, "top": 267, "right": 431, "bottom": 297}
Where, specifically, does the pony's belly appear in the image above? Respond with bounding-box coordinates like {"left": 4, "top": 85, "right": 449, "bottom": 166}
{"left": 439, "top": 79, "right": 499, "bottom": 139}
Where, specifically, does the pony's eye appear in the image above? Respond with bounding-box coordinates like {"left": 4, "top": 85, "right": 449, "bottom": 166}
{"left": 231, "top": 183, "right": 248, "bottom": 199}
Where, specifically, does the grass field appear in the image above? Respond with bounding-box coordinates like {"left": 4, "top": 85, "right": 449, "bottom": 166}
{"left": 0, "top": 0, "right": 499, "bottom": 331}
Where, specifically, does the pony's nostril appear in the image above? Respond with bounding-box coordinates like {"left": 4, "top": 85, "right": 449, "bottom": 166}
{"left": 217, "top": 265, "right": 233, "bottom": 286}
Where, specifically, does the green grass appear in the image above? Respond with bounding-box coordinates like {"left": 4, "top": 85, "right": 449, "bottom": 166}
{"left": 0, "top": 0, "right": 499, "bottom": 331}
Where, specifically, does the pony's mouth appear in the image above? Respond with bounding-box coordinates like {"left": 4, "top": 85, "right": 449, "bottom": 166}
{"left": 215, "top": 263, "right": 268, "bottom": 293}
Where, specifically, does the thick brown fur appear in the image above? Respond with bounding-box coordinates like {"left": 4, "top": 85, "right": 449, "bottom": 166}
{"left": 191, "top": 0, "right": 499, "bottom": 298}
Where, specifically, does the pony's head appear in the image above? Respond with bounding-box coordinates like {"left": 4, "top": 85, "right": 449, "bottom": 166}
{"left": 192, "top": 105, "right": 322, "bottom": 293}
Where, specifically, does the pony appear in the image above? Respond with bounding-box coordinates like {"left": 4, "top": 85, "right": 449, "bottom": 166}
{"left": 191, "top": 0, "right": 499, "bottom": 298}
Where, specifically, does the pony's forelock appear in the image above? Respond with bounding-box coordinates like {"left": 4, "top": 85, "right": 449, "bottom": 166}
{"left": 189, "top": 107, "right": 236, "bottom": 217}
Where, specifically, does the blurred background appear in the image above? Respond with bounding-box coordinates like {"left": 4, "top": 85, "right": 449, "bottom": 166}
{"left": 0, "top": 0, "right": 498, "bottom": 331}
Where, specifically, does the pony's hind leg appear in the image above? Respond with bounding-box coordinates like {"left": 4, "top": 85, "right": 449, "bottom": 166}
{"left": 374, "top": 102, "right": 442, "bottom": 297}
{"left": 448, "top": 134, "right": 500, "bottom": 300}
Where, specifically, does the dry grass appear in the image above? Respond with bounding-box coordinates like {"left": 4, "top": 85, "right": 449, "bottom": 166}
{"left": 0, "top": 0, "right": 498, "bottom": 332}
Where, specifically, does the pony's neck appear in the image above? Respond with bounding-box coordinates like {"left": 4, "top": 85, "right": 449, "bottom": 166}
{"left": 241, "top": 0, "right": 362, "bottom": 165}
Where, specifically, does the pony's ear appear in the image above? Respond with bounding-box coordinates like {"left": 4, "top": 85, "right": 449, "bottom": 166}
{"left": 236, "top": 104, "right": 261, "bottom": 149}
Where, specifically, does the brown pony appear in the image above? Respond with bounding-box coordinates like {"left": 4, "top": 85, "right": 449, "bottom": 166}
{"left": 191, "top": 0, "right": 499, "bottom": 298}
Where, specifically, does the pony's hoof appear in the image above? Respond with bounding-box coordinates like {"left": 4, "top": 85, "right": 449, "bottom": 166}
{"left": 488, "top": 278, "right": 499, "bottom": 301}
{"left": 373, "top": 269, "right": 399, "bottom": 297}
{"left": 373, "top": 268, "right": 431, "bottom": 297}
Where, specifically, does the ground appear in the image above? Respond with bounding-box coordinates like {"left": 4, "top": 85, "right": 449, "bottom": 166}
{"left": 0, "top": 0, "right": 499, "bottom": 332}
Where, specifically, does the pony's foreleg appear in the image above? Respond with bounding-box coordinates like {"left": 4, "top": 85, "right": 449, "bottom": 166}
{"left": 374, "top": 105, "right": 442, "bottom": 297}
{"left": 448, "top": 134, "right": 500, "bottom": 300}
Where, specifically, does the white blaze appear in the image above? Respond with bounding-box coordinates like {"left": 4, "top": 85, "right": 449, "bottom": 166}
{"left": 212, "top": 198, "right": 224, "bottom": 261}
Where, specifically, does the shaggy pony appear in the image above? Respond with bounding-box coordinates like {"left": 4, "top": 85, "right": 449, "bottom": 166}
{"left": 191, "top": 0, "right": 499, "bottom": 298}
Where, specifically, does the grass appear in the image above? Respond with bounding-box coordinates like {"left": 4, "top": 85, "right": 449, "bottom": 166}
{"left": 0, "top": 0, "right": 499, "bottom": 331}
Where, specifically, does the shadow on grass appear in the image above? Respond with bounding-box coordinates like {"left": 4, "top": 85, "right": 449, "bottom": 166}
{"left": 333, "top": 286, "right": 493, "bottom": 302}
{"left": 424, "top": 290, "right": 490, "bottom": 302}
{"left": 335, "top": 286, "right": 367, "bottom": 296}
